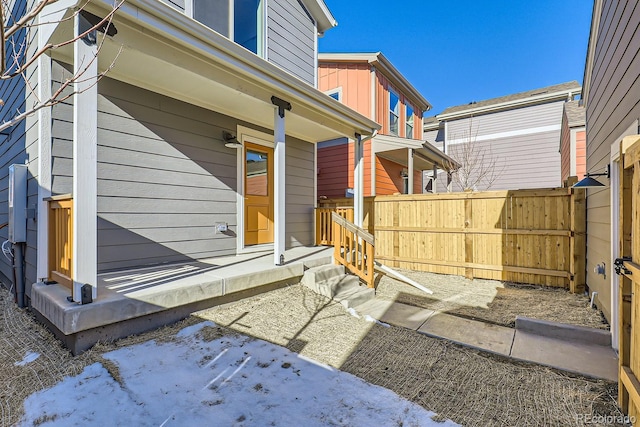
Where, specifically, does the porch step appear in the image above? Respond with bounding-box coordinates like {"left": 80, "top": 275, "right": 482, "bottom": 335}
{"left": 301, "top": 265, "right": 374, "bottom": 309}
{"left": 300, "top": 264, "right": 345, "bottom": 290}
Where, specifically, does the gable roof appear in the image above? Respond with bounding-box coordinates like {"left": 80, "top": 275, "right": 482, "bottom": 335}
{"left": 437, "top": 81, "right": 581, "bottom": 120}
{"left": 564, "top": 100, "right": 585, "bottom": 128}
{"left": 318, "top": 52, "right": 432, "bottom": 113}
{"left": 422, "top": 115, "right": 440, "bottom": 131}
{"left": 302, "top": 0, "right": 337, "bottom": 35}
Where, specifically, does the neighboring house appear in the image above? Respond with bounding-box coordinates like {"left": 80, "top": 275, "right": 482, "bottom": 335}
{"left": 316, "top": 52, "right": 455, "bottom": 198}
{"left": 581, "top": 0, "right": 640, "bottom": 350}
{"left": 559, "top": 100, "right": 586, "bottom": 184}
{"left": 0, "top": 0, "right": 378, "bottom": 347}
{"left": 424, "top": 82, "right": 581, "bottom": 191}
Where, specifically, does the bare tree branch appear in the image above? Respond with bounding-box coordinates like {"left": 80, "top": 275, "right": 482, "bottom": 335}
{"left": 0, "top": 0, "right": 123, "bottom": 133}
{"left": 444, "top": 117, "right": 505, "bottom": 191}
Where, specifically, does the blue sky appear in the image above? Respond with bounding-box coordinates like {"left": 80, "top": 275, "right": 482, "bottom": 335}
{"left": 319, "top": 1, "right": 593, "bottom": 115}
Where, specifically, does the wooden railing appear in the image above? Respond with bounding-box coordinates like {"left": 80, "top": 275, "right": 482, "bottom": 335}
{"left": 47, "top": 195, "right": 73, "bottom": 289}
{"left": 315, "top": 207, "right": 354, "bottom": 245}
{"left": 332, "top": 212, "right": 375, "bottom": 288}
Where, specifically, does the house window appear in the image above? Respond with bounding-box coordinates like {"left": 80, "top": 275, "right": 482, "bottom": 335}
{"left": 406, "top": 105, "right": 414, "bottom": 139}
{"left": 325, "top": 88, "right": 342, "bottom": 102}
{"left": 193, "top": 0, "right": 264, "bottom": 56}
{"left": 389, "top": 90, "right": 400, "bottom": 135}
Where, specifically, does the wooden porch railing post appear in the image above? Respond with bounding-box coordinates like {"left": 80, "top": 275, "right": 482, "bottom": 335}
{"left": 330, "top": 212, "right": 375, "bottom": 288}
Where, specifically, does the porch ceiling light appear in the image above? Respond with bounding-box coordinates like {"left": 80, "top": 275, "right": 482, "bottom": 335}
{"left": 573, "top": 164, "right": 610, "bottom": 188}
{"left": 223, "top": 131, "right": 243, "bottom": 149}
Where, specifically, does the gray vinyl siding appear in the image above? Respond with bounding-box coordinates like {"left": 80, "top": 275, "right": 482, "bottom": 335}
{"left": 95, "top": 78, "right": 240, "bottom": 272}
{"left": 444, "top": 101, "right": 565, "bottom": 191}
{"left": 0, "top": 0, "right": 34, "bottom": 288}
{"left": 43, "top": 70, "right": 317, "bottom": 273}
{"left": 423, "top": 127, "right": 444, "bottom": 151}
{"left": 285, "top": 137, "right": 314, "bottom": 247}
{"left": 268, "top": 0, "right": 316, "bottom": 85}
{"left": 446, "top": 102, "right": 564, "bottom": 138}
{"left": 584, "top": 0, "right": 640, "bottom": 321}
{"left": 51, "top": 62, "right": 74, "bottom": 195}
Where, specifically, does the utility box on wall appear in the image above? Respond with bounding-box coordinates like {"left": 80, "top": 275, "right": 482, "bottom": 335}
{"left": 8, "top": 164, "right": 27, "bottom": 243}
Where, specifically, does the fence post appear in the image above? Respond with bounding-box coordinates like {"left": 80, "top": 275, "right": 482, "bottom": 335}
{"left": 569, "top": 188, "right": 586, "bottom": 293}
{"left": 464, "top": 196, "right": 474, "bottom": 279}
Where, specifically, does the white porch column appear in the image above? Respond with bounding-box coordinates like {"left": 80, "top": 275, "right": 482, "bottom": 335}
{"left": 36, "top": 33, "right": 52, "bottom": 281}
{"left": 271, "top": 96, "right": 291, "bottom": 265}
{"left": 72, "top": 14, "right": 99, "bottom": 301}
{"left": 407, "top": 149, "right": 414, "bottom": 194}
{"left": 354, "top": 133, "right": 364, "bottom": 227}
{"left": 432, "top": 165, "right": 438, "bottom": 194}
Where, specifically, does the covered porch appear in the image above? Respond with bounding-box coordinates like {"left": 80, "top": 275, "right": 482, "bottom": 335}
{"left": 35, "top": 0, "right": 379, "bottom": 301}
{"left": 32, "top": 246, "right": 333, "bottom": 354}
{"left": 372, "top": 134, "right": 459, "bottom": 194}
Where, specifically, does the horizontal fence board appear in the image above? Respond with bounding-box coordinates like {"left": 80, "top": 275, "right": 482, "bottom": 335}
{"left": 318, "top": 188, "right": 584, "bottom": 289}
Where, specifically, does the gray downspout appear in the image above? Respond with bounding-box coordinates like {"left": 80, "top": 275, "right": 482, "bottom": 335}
{"left": 14, "top": 242, "right": 25, "bottom": 308}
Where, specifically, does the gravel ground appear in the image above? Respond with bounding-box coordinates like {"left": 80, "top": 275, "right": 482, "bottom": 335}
{"left": 374, "top": 269, "right": 608, "bottom": 329}
{"left": 1, "top": 276, "right": 622, "bottom": 427}
{"left": 199, "top": 284, "right": 624, "bottom": 427}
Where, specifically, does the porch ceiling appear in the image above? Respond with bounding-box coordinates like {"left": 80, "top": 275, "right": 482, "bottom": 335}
{"left": 373, "top": 134, "right": 459, "bottom": 171}
{"left": 41, "top": 0, "right": 379, "bottom": 143}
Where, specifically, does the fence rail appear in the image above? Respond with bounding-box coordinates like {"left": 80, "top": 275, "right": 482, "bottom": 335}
{"left": 48, "top": 195, "right": 73, "bottom": 289}
{"left": 373, "top": 189, "right": 585, "bottom": 290}
{"left": 332, "top": 212, "right": 375, "bottom": 288}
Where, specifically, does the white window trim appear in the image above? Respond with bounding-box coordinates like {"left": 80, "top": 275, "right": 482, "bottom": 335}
{"left": 389, "top": 88, "right": 400, "bottom": 136}
{"left": 406, "top": 104, "right": 414, "bottom": 139}
{"left": 184, "top": 0, "right": 267, "bottom": 59}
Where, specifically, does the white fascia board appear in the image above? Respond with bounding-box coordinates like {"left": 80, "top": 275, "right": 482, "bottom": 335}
{"left": 300, "top": 0, "right": 337, "bottom": 34}
{"left": 373, "top": 134, "right": 425, "bottom": 152}
{"left": 319, "top": 52, "right": 432, "bottom": 113}
{"left": 90, "top": 0, "right": 378, "bottom": 137}
{"left": 437, "top": 89, "right": 581, "bottom": 121}
{"left": 582, "top": 0, "right": 604, "bottom": 106}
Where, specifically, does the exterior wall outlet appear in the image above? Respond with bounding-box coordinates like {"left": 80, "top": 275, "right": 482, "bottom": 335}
{"left": 215, "top": 222, "right": 228, "bottom": 234}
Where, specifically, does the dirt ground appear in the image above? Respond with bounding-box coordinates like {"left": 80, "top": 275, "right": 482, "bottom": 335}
{"left": 0, "top": 275, "right": 623, "bottom": 427}
{"left": 374, "top": 269, "right": 608, "bottom": 329}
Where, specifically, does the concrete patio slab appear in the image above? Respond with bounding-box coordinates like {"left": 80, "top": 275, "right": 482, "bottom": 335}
{"left": 31, "top": 246, "right": 333, "bottom": 353}
{"left": 511, "top": 330, "right": 618, "bottom": 381}
{"left": 418, "top": 313, "right": 515, "bottom": 356}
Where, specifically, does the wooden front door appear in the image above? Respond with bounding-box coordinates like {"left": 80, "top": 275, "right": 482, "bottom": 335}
{"left": 617, "top": 135, "right": 640, "bottom": 419}
{"left": 244, "top": 141, "right": 274, "bottom": 246}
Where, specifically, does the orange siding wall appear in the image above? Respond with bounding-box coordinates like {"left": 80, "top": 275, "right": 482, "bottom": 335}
{"left": 317, "top": 143, "right": 349, "bottom": 198}
{"left": 575, "top": 130, "right": 586, "bottom": 180}
{"left": 375, "top": 157, "right": 404, "bottom": 195}
{"left": 318, "top": 63, "right": 371, "bottom": 118}
{"left": 374, "top": 73, "right": 423, "bottom": 139}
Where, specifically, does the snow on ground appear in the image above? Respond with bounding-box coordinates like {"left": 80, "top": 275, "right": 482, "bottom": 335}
{"left": 20, "top": 322, "right": 457, "bottom": 426}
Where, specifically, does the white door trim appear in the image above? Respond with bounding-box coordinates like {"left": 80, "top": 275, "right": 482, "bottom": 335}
{"left": 235, "top": 125, "right": 274, "bottom": 254}
{"left": 609, "top": 119, "right": 639, "bottom": 351}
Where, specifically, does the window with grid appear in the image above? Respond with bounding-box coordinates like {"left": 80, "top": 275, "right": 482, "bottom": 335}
{"left": 389, "top": 90, "right": 400, "bottom": 135}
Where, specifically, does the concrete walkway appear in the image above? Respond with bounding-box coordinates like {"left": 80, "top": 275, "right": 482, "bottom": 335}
{"left": 356, "top": 299, "right": 618, "bottom": 382}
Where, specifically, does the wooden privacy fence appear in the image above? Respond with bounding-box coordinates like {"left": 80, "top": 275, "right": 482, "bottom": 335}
{"left": 374, "top": 189, "right": 586, "bottom": 291}
{"left": 47, "top": 195, "right": 73, "bottom": 289}
{"left": 331, "top": 212, "right": 375, "bottom": 288}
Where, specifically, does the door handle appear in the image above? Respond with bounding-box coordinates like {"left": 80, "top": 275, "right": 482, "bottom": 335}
{"left": 614, "top": 257, "right": 632, "bottom": 275}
